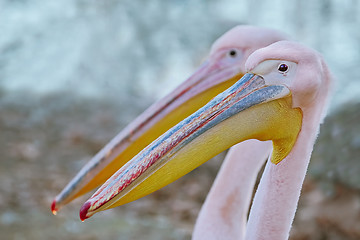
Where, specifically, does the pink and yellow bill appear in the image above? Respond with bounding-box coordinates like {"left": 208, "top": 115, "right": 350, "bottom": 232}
{"left": 79, "top": 73, "right": 302, "bottom": 220}
{"left": 52, "top": 49, "right": 244, "bottom": 214}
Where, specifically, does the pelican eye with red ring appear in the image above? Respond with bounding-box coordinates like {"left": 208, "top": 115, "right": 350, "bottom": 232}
{"left": 278, "top": 63, "right": 289, "bottom": 73}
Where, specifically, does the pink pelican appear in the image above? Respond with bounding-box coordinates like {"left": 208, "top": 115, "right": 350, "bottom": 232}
{"left": 78, "top": 40, "right": 332, "bottom": 240}
{"left": 52, "top": 25, "right": 287, "bottom": 220}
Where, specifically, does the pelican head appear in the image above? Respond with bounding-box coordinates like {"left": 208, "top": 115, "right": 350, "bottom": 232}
{"left": 79, "top": 40, "right": 332, "bottom": 221}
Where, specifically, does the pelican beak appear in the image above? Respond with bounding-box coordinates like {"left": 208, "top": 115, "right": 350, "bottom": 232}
{"left": 52, "top": 53, "right": 244, "bottom": 214}
{"left": 79, "top": 73, "right": 303, "bottom": 220}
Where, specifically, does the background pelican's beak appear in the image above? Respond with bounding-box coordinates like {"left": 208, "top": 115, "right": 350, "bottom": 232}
{"left": 52, "top": 56, "right": 243, "bottom": 214}
{"left": 80, "top": 73, "right": 303, "bottom": 220}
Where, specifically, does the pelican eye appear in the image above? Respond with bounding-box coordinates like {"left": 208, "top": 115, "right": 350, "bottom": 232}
{"left": 228, "top": 49, "right": 237, "bottom": 57}
{"left": 278, "top": 63, "right": 289, "bottom": 73}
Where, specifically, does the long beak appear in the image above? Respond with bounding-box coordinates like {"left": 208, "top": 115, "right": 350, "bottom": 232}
{"left": 79, "top": 73, "right": 303, "bottom": 220}
{"left": 52, "top": 57, "right": 243, "bottom": 214}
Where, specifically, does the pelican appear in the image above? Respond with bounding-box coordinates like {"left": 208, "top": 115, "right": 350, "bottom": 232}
{"left": 51, "top": 25, "right": 287, "bottom": 217}
{"left": 78, "top": 40, "right": 332, "bottom": 240}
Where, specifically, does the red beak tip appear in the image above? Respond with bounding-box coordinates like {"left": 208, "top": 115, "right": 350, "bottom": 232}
{"left": 79, "top": 201, "right": 91, "bottom": 221}
{"left": 51, "top": 200, "right": 58, "bottom": 215}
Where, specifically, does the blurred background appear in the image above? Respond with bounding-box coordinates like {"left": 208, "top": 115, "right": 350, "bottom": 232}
{"left": 0, "top": 0, "right": 359, "bottom": 239}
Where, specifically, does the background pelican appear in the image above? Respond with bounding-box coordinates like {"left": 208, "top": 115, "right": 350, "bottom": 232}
{"left": 52, "top": 26, "right": 287, "bottom": 216}
{"left": 79, "top": 40, "right": 332, "bottom": 240}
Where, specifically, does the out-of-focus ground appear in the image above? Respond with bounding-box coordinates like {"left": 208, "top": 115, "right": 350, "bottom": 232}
{"left": 1, "top": 0, "right": 360, "bottom": 239}
{"left": 0, "top": 91, "right": 359, "bottom": 240}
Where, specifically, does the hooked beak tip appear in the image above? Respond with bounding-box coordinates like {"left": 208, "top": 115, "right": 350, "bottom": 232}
{"left": 51, "top": 200, "right": 58, "bottom": 215}
{"left": 79, "top": 201, "right": 91, "bottom": 221}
